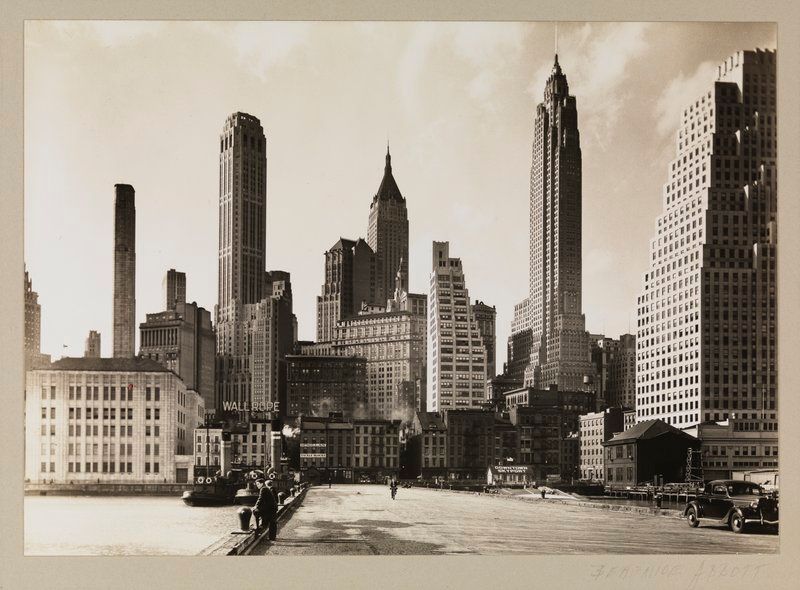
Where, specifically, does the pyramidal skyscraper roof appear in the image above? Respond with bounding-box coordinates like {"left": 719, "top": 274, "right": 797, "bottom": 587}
{"left": 372, "top": 144, "right": 404, "bottom": 203}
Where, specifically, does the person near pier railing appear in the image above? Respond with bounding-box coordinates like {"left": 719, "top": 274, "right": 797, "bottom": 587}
{"left": 253, "top": 478, "right": 278, "bottom": 540}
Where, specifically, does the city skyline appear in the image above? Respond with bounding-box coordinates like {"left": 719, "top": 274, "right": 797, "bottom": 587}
{"left": 24, "top": 21, "right": 776, "bottom": 369}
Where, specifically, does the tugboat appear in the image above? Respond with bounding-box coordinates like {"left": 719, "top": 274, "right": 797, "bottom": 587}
{"left": 181, "top": 470, "right": 245, "bottom": 506}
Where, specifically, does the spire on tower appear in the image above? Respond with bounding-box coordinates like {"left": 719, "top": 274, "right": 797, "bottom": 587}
{"left": 555, "top": 21, "right": 558, "bottom": 57}
{"left": 395, "top": 257, "right": 406, "bottom": 293}
{"left": 552, "top": 22, "right": 562, "bottom": 75}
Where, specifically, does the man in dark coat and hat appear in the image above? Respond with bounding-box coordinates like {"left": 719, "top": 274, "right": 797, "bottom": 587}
{"left": 253, "top": 478, "right": 278, "bottom": 539}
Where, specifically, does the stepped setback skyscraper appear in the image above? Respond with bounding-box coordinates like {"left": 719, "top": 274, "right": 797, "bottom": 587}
{"left": 215, "top": 113, "right": 295, "bottom": 413}
{"left": 113, "top": 184, "right": 136, "bottom": 358}
{"left": 368, "top": 147, "right": 409, "bottom": 305}
{"left": 635, "top": 50, "right": 777, "bottom": 431}
{"left": 427, "top": 242, "right": 487, "bottom": 411}
{"left": 525, "top": 56, "right": 594, "bottom": 390}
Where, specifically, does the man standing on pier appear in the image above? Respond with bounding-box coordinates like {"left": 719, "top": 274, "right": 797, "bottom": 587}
{"left": 253, "top": 478, "right": 278, "bottom": 540}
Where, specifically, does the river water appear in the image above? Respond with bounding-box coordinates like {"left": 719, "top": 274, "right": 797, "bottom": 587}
{"left": 24, "top": 495, "right": 236, "bottom": 555}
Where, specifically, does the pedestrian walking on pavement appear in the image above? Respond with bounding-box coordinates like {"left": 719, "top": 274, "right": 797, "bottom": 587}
{"left": 390, "top": 479, "right": 398, "bottom": 500}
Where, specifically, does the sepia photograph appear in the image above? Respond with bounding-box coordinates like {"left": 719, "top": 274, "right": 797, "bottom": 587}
{"left": 13, "top": 12, "right": 787, "bottom": 569}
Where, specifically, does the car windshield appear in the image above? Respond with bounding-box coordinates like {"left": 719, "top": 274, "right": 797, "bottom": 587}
{"left": 727, "top": 482, "right": 763, "bottom": 496}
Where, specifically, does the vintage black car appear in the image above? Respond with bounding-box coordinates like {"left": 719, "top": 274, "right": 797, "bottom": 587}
{"left": 684, "top": 480, "right": 778, "bottom": 533}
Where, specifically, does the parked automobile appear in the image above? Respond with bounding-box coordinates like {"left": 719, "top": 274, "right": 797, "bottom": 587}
{"left": 684, "top": 480, "right": 778, "bottom": 533}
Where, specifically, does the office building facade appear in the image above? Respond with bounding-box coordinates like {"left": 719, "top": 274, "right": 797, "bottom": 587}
{"left": 525, "top": 56, "right": 594, "bottom": 391}
{"left": 140, "top": 301, "right": 216, "bottom": 411}
{"left": 579, "top": 407, "right": 624, "bottom": 482}
{"left": 334, "top": 266, "right": 427, "bottom": 420}
{"left": 163, "top": 269, "right": 186, "bottom": 311}
{"left": 25, "top": 357, "right": 204, "bottom": 484}
{"left": 471, "top": 301, "right": 497, "bottom": 384}
{"left": 591, "top": 334, "right": 636, "bottom": 410}
{"left": 428, "top": 242, "right": 487, "bottom": 412}
{"left": 285, "top": 355, "right": 368, "bottom": 418}
{"left": 635, "top": 50, "right": 777, "bottom": 430}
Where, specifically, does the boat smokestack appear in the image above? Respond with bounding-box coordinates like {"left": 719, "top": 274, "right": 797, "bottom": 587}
{"left": 220, "top": 440, "right": 232, "bottom": 476}
{"left": 270, "top": 418, "right": 283, "bottom": 472}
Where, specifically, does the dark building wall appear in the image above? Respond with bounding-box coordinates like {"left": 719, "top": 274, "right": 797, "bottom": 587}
{"left": 286, "top": 355, "right": 368, "bottom": 418}
{"left": 317, "top": 239, "right": 376, "bottom": 342}
{"left": 445, "top": 410, "right": 494, "bottom": 478}
{"left": 605, "top": 432, "right": 699, "bottom": 487}
{"left": 472, "top": 301, "right": 497, "bottom": 382}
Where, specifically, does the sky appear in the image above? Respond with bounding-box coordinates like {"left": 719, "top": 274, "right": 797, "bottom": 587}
{"left": 24, "top": 21, "right": 776, "bottom": 367}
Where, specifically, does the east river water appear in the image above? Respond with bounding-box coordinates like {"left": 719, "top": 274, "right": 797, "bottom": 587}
{"left": 24, "top": 495, "right": 235, "bottom": 555}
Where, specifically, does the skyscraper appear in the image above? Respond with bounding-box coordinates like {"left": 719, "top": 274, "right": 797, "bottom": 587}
{"left": 84, "top": 330, "right": 101, "bottom": 358}
{"left": 368, "top": 146, "right": 409, "bottom": 305}
{"left": 428, "top": 241, "right": 487, "bottom": 411}
{"left": 24, "top": 266, "right": 50, "bottom": 370}
{"left": 216, "top": 112, "right": 291, "bottom": 413}
{"left": 525, "top": 56, "right": 594, "bottom": 390}
{"left": 506, "top": 297, "right": 532, "bottom": 384}
{"left": 217, "top": 112, "right": 267, "bottom": 312}
{"left": 591, "top": 334, "right": 636, "bottom": 410}
{"left": 140, "top": 301, "right": 216, "bottom": 410}
{"left": 163, "top": 269, "right": 186, "bottom": 311}
{"left": 471, "top": 301, "right": 497, "bottom": 383}
{"left": 636, "top": 49, "right": 777, "bottom": 430}
{"left": 113, "top": 184, "right": 136, "bottom": 358}
{"left": 24, "top": 267, "right": 41, "bottom": 365}
{"left": 316, "top": 238, "right": 376, "bottom": 343}
{"left": 247, "top": 271, "right": 296, "bottom": 411}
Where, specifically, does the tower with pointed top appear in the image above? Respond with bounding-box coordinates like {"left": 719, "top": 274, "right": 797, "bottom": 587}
{"left": 525, "top": 55, "right": 594, "bottom": 391}
{"left": 368, "top": 146, "right": 409, "bottom": 305}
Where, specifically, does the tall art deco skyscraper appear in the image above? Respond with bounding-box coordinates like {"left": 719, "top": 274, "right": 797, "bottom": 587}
{"left": 525, "top": 56, "right": 594, "bottom": 390}
{"left": 113, "top": 184, "right": 136, "bottom": 358}
{"left": 368, "top": 147, "right": 409, "bottom": 305}
{"left": 215, "top": 113, "right": 267, "bottom": 409}
{"left": 635, "top": 50, "right": 777, "bottom": 431}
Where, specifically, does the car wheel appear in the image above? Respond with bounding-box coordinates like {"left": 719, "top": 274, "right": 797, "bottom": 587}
{"left": 686, "top": 506, "right": 700, "bottom": 528}
{"left": 729, "top": 511, "right": 746, "bottom": 534}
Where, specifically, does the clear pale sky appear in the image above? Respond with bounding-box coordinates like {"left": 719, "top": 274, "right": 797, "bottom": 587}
{"left": 24, "top": 21, "right": 776, "bottom": 367}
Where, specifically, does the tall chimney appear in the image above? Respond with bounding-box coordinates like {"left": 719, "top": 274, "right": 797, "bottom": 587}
{"left": 113, "top": 184, "right": 136, "bottom": 357}
{"left": 220, "top": 440, "right": 232, "bottom": 476}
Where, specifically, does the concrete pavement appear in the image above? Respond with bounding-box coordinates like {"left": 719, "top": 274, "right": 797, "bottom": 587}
{"left": 250, "top": 484, "right": 778, "bottom": 555}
